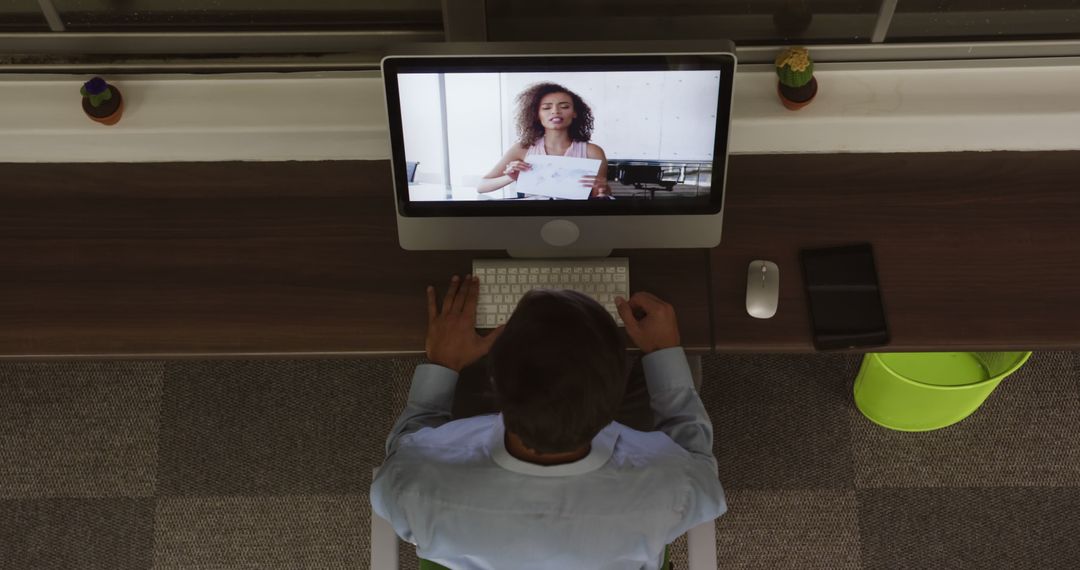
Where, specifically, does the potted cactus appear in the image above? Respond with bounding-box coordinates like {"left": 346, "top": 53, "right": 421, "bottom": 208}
{"left": 775, "top": 47, "right": 817, "bottom": 111}
{"left": 81, "top": 77, "right": 124, "bottom": 125}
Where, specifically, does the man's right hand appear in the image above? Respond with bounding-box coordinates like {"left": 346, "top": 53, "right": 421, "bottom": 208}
{"left": 615, "top": 292, "right": 681, "bottom": 354}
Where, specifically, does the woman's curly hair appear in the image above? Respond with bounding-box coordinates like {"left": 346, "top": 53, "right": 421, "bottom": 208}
{"left": 515, "top": 82, "right": 594, "bottom": 148}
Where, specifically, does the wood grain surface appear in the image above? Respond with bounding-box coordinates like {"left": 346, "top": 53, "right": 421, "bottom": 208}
{"left": 0, "top": 161, "right": 712, "bottom": 357}
{"left": 4, "top": 152, "right": 1077, "bottom": 357}
{"left": 712, "top": 151, "right": 1080, "bottom": 352}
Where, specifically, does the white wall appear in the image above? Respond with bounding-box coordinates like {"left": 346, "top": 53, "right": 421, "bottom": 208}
{"left": 444, "top": 73, "right": 503, "bottom": 187}
{"left": 397, "top": 73, "right": 445, "bottom": 184}
{"left": 497, "top": 70, "right": 720, "bottom": 162}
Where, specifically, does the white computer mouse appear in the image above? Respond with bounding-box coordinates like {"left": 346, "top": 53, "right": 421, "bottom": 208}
{"left": 746, "top": 260, "right": 779, "bottom": 319}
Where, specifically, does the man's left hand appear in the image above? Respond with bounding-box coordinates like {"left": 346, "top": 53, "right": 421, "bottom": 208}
{"left": 425, "top": 275, "right": 505, "bottom": 373}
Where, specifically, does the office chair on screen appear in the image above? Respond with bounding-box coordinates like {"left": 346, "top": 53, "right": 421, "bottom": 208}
{"left": 616, "top": 164, "right": 683, "bottom": 199}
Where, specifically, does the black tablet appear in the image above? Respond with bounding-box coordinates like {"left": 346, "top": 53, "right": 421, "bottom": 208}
{"left": 800, "top": 243, "right": 890, "bottom": 350}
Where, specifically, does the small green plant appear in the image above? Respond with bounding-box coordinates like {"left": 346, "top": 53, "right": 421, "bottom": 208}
{"left": 80, "top": 77, "right": 112, "bottom": 108}
{"left": 775, "top": 47, "right": 814, "bottom": 88}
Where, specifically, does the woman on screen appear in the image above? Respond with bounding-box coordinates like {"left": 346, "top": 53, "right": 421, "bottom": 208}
{"left": 477, "top": 82, "right": 611, "bottom": 199}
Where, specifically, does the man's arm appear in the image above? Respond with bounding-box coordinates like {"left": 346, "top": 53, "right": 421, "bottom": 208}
{"left": 383, "top": 274, "right": 505, "bottom": 457}
{"left": 372, "top": 275, "right": 505, "bottom": 544}
{"left": 643, "top": 347, "right": 727, "bottom": 536}
{"left": 384, "top": 363, "right": 459, "bottom": 456}
{"left": 372, "top": 363, "right": 458, "bottom": 545}
{"left": 642, "top": 346, "right": 715, "bottom": 463}
{"left": 615, "top": 293, "right": 727, "bottom": 535}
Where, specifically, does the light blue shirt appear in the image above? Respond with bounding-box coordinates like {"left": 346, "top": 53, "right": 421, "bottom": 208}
{"left": 370, "top": 347, "right": 727, "bottom": 570}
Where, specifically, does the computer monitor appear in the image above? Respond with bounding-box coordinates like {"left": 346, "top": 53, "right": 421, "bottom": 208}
{"left": 382, "top": 40, "right": 736, "bottom": 258}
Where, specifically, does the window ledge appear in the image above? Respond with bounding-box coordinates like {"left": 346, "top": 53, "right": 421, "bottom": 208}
{"left": 2, "top": 58, "right": 1079, "bottom": 163}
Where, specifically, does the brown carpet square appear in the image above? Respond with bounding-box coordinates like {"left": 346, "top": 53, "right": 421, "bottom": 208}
{"left": 0, "top": 361, "right": 162, "bottom": 499}
{"left": 154, "top": 495, "right": 367, "bottom": 569}
{"left": 0, "top": 497, "right": 154, "bottom": 570}
{"left": 857, "top": 487, "right": 1080, "bottom": 569}
{"left": 158, "top": 358, "right": 418, "bottom": 496}
{"left": 701, "top": 354, "right": 860, "bottom": 489}
{"left": 715, "top": 489, "right": 862, "bottom": 569}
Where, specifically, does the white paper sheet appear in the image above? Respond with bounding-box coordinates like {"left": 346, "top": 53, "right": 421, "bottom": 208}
{"left": 514, "top": 154, "right": 602, "bottom": 200}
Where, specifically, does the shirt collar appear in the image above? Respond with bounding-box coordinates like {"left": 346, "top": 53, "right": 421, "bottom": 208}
{"left": 489, "top": 413, "right": 619, "bottom": 477}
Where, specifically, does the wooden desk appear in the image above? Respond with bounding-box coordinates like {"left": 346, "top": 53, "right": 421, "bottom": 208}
{"left": 5, "top": 152, "right": 1077, "bottom": 357}
{"left": 0, "top": 162, "right": 712, "bottom": 357}
{"left": 712, "top": 151, "right": 1080, "bottom": 352}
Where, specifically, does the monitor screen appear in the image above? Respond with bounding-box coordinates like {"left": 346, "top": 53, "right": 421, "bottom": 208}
{"left": 383, "top": 53, "right": 735, "bottom": 218}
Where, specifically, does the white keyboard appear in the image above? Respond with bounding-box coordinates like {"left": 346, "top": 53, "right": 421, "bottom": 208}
{"left": 472, "top": 258, "right": 630, "bottom": 328}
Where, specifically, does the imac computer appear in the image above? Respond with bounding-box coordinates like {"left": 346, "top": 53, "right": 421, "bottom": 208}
{"left": 382, "top": 40, "right": 736, "bottom": 259}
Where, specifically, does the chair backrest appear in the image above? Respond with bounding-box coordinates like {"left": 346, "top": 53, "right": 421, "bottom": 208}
{"left": 617, "top": 164, "right": 663, "bottom": 185}
{"left": 371, "top": 467, "right": 400, "bottom": 570}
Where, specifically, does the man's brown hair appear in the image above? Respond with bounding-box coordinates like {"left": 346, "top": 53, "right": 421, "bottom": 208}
{"left": 490, "top": 290, "right": 627, "bottom": 454}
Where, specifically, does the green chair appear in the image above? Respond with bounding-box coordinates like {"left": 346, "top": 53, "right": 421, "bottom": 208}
{"left": 420, "top": 544, "right": 672, "bottom": 569}
{"left": 853, "top": 351, "right": 1031, "bottom": 431}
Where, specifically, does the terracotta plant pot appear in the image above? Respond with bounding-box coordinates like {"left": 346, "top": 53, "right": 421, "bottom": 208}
{"left": 777, "top": 76, "right": 817, "bottom": 110}
{"left": 82, "top": 85, "right": 124, "bottom": 125}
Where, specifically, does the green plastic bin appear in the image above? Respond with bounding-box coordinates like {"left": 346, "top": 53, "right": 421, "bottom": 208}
{"left": 853, "top": 351, "right": 1031, "bottom": 431}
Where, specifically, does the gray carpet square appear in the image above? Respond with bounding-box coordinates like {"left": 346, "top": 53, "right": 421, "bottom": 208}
{"left": 399, "top": 538, "right": 420, "bottom": 570}
{"left": 852, "top": 352, "right": 1080, "bottom": 488}
{"left": 158, "top": 358, "right": 419, "bottom": 496}
{"left": 857, "top": 487, "right": 1080, "bottom": 569}
{"left": 1073, "top": 350, "right": 1080, "bottom": 389}
{"left": 715, "top": 489, "right": 861, "bottom": 569}
{"left": 155, "top": 495, "right": 367, "bottom": 569}
{"left": 0, "top": 361, "right": 162, "bottom": 498}
{"left": 0, "top": 497, "right": 154, "bottom": 570}
{"left": 701, "top": 354, "right": 860, "bottom": 489}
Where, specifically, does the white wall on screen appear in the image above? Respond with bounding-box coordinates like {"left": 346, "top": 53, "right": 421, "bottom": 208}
{"left": 444, "top": 73, "right": 503, "bottom": 188}
{"left": 397, "top": 73, "right": 446, "bottom": 184}
{"left": 657, "top": 72, "right": 720, "bottom": 161}
{"left": 495, "top": 70, "right": 720, "bottom": 162}
{"left": 597, "top": 71, "right": 665, "bottom": 159}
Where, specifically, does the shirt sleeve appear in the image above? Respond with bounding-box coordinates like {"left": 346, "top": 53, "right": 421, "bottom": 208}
{"left": 642, "top": 347, "right": 727, "bottom": 535}
{"left": 642, "top": 347, "right": 715, "bottom": 462}
{"left": 371, "top": 364, "right": 460, "bottom": 546}
{"left": 383, "top": 363, "right": 459, "bottom": 457}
